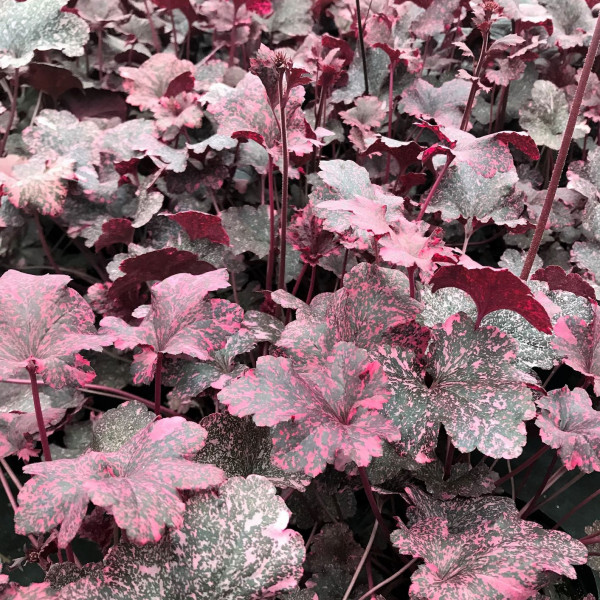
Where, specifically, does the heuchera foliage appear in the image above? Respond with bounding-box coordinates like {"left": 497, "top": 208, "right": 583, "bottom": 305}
{"left": 1, "top": 0, "right": 600, "bottom": 598}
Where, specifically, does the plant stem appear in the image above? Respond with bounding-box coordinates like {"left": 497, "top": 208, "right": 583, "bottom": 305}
{"left": 97, "top": 28, "right": 104, "bottom": 81}
{"left": 521, "top": 16, "right": 600, "bottom": 280}
{"left": 27, "top": 364, "right": 52, "bottom": 462}
{"left": 460, "top": 30, "right": 489, "bottom": 131}
{"left": 355, "top": 558, "right": 419, "bottom": 600}
{"left": 291, "top": 263, "right": 308, "bottom": 297}
{"left": 407, "top": 265, "right": 416, "bottom": 299}
{"left": 33, "top": 213, "right": 61, "bottom": 274}
{"left": 340, "top": 249, "right": 349, "bottom": 287}
{"left": 0, "top": 68, "right": 19, "bottom": 157}
{"left": 154, "top": 352, "right": 163, "bottom": 415}
{"left": 416, "top": 156, "right": 453, "bottom": 221}
{"left": 443, "top": 437, "right": 454, "bottom": 481}
{"left": 0, "top": 458, "right": 22, "bottom": 491}
{"left": 266, "top": 155, "right": 276, "bottom": 291}
{"left": 552, "top": 487, "right": 600, "bottom": 530}
{"left": 306, "top": 265, "right": 317, "bottom": 304}
{"left": 528, "top": 471, "right": 586, "bottom": 515}
{"left": 494, "top": 446, "right": 548, "bottom": 488}
{"left": 355, "top": 0, "right": 369, "bottom": 95}
{"left": 358, "top": 466, "right": 390, "bottom": 537}
{"left": 519, "top": 452, "right": 559, "bottom": 517}
{"left": 143, "top": 0, "right": 161, "bottom": 52}
{"left": 0, "top": 465, "right": 17, "bottom": 511}
{"left": 384, "top": 60, "right": 397, "bottom": 184}
{"left": 277, "top": 74, "right": 289, "bottom": 291}
{"left": 342, "top": 520, "right": 379, "bottom": 600}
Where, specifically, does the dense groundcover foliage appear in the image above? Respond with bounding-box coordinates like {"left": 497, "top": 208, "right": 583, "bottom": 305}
{"left": 1, "top": 0, "right": 600, "bottom": 598}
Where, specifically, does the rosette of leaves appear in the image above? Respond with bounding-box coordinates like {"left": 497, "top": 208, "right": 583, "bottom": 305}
{"left": 0, "top": 0, "right": 90, "bottom": 69}
{"left": 99, "top": 270, "right": 241, "bottom": 384}
{"left": 15, "top": 416, "right": 225, "bottom": 547}
{"left": 43, "top": 476, "right": 305, "bottom": 599}
{"left": 391, "top": 487, "right": 587, "bottom": 600}
{"left": 375, "top": 312, "right": 537, "bottom": 462}
{"left": 219, "top": 341, "right": 400, "bottom": 476}
{"left": 536, "top": 386, "right": 600, "bottom": 473}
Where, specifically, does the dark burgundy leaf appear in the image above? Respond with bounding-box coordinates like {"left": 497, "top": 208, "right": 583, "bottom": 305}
{"left": 430, "top": 265, "right": 553, "bottom": 332}
{"left": 59, "top": 88, "right": 128, "bottom": 121}
{"left": 94, "top": 218, "right": 134, "bottom": 252}
{"left": 165, "top": 211, "right": 230, "bottom": 245}
{"left": 23, "top": 63, "right": 82, "bottom": 100}
{"left": 532, "top": 265, "right": 596, "bottom": 302}
{"left": 15, "top": 417, "right": 225, "bottom": 547}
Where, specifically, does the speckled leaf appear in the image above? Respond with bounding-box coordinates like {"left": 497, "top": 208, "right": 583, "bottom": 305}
{"left": 414, "top": 460, "right": 499, "bottom": 500}
{"left": 392, "top": 489, "right": 587, "bottom": 600}
{"left": 425, "top": 128, "right": 531, "bottom": 225}
{"left": 91, "top": 401, "right": 155, "bottom": 452}
{"left": 499, "top": 248, "right": 543, "bottom": 277}
{"left": 220, "top": 205, "right": 271, "bottom": 258}
{"left": 540, "top": 0, "right": 595, "bottom": 50}
{"left": 196, "top": 412, "right": 310, "bottom": 490}
{"left": 400, "top": 79, "right": 471, "bottom": 129}
{"left": 0, "top": 155, "right": 76, "bottom": 216}
{"left": 567, "top": 145, "right": 600, "bottom": 202}
{"left": 430, "top": 265, "right": 552, "bottom": 332}
{"left": 0, "top": 0, "right": 89, "bottom": 69}
{"left": 100, "top": 271, "right": 241, "bottom": 384}
{"left": 120, "top": 54, "right": 195, "bottom": 111}
{"left": 277, "top": 263, "right": 420, "bottom": 365}
{"left": 520, "top": 80, "right": 588, "bottom": 150}
{"left": 571, "top": 240, "right": 600, "bottom": 280}
{"left": 376, "top": 313, "right": 537, "bottom": 461}
{"left": 305, "top": 522, "right": 362, "bottom": 574}
{"left": 54, "top": 475, "right": 304, "bottom": 599}
{"left": 0, "top": 271, "right": 108, "bottom": 387}
{"left": 553, "top": 303, "right": 600, "bottom": 395}
{"left": 536, "top": 386, "right": 600, "bottom": 473}
{"left": 15, "top": 417, "right": 225, "bottom": 547}
{"left": 219, "top": 341, "right": 400, "bottom": 476}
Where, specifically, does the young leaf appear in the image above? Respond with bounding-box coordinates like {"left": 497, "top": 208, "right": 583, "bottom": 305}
{"left": 531, "top": 265, "right": 597, "bottom": 302}
{"left": 0, "top": 271, "right": 107, "bottom": 387}
{"left": 430, "top": 264, "right": 553, "bottom": 332}
{"left": 15, "top": 417, "right": 225, "bottom": 547}
{"left": 51, "top": 476, "right": 304, "bottom": 599}
{"left": 392, "top": 488, "right": 587, "bottom": 600}
{"left": 376, "top": 313, "right": 537, "bottom": 461}
{"left": 0, "top": 0, "right": 89, "bottom": 70}
{"left": 164, "top": 211, "right": 230, "bottom": 245}
{"left": 219, "top": 341, "right": 400, "bottom": 476}
{"left": 536, "top": 386, "right": 600, "bottom": 473}
{"left": 100, "top": 271, "right": 241, "bottom": 384}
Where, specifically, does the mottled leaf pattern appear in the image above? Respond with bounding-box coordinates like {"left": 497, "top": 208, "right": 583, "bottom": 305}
{"left": 15, "top": 417, "right": 225, "bottom": 547}
{"left": 0, "top": 271, "right": 107, "bottom": 387}
{"left": 392, "top": 488, "right": 587, "bottom": 600}
{"left": 377, "top": 313, "right": 537, "bottom": 461}
{"left": 52, "top": 476, "right": 304, "bottom": 599}
{"left": 100, "top": 271, "right": 241, "bottom": 384}
{"left": 536, "top": 386, "right": 600, "bottom": 473}
{"left": 219, "top": 341, "right": 400, "bottom": 476}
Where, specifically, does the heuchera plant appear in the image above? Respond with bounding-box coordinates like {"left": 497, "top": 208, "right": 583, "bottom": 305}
{"left": 1, "top": 0, "right": 600, "bottom": 598}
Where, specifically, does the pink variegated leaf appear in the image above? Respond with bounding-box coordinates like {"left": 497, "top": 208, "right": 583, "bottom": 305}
{"left": 553, "top": 303, "right": 600, "bottom": 395}
{"left": 392, "top": 488, "right": 587, "bottom": 600}
{"left": 119, "top": 54, "right": 196, "bottom": 111}
{"left": 15, "top": 417, "right": 225, "bottom": 548}
{"left": 0, "top": 271, "right": 109, "bottom": 387}
{"left": 376, "top": 313, "right": 537, "bottom": 462}
{"left": 536, "top": 386, "right": 600, "bottom": 473}
{"left": 430, "top": 265, "right": 553, "bottom": 332}
{"left": 50, "top": 476, "right": 303, "bottom": 599}
{"left": 219, "top": 341, "right": 400, "bottom": 476}
{"left": 100, "top": 271, "right": 241, "bottom": 384}
{"left": 0, "top": 155, "right": 76, "bottom": 216}
{"left": 0, "top": 582, "right": 56, "bottom": 599}
{"left": 277, "top": 263, "right": 420, "bottom": 365}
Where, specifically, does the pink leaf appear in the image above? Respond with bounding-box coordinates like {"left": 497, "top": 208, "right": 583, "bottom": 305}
{"left": 15, "top": 417, "right": 224, "bottom": 547}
